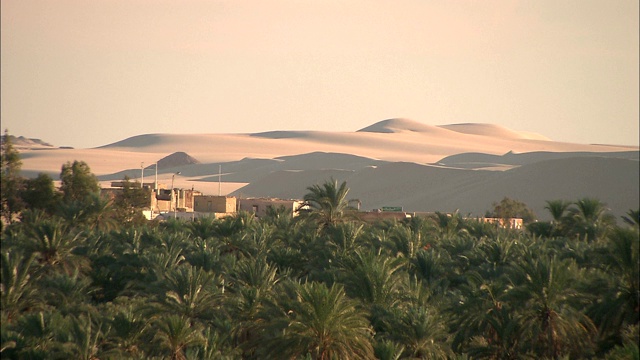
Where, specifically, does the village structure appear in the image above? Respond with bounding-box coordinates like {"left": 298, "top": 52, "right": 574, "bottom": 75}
{"left": 103, "top": 181, "right": 523, "bottom": 229}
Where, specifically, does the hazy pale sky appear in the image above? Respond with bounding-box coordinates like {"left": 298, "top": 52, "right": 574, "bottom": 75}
{"left": 2, "top": 0, "right": 638, "bottom": 148}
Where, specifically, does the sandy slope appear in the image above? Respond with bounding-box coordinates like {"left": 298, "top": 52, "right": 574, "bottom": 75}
{"left": 18, "top": 119, "right": 637, "bottom": 178}
{"left": 231, "top": 156, "right": 640, "bottom": 221}
{"left": 15, "top": 119, "right": 639, "bottom": 220}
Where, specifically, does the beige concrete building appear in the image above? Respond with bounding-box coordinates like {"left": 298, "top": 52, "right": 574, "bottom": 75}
{"left": 478, "top": 217, "right": 524, "bottom": 230}
{"left": 102, "top": 182, "right": 201, "bottom": 218}
{"left": 238, "top": 198, "right": 305, "bottom": 218}
{"left": 193, "top": 195, "right": 237, "bottom": 213}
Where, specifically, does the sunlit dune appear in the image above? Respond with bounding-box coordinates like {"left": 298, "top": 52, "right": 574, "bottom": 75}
{"left": 15, "top": 119, "right": 638, "bottom": 219}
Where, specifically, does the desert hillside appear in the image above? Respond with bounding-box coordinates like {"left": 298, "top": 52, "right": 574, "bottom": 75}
{"left": 230, "top": 154, "right": 638, "bottom": 220}
{"left": 12, "top": 119, "right": 639, "bottom": 220}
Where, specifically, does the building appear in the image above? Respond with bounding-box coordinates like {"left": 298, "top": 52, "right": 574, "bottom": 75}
{"left": 102, "top": 181, "right": 200, "bottom": 219}
{"left": 237, "top": 198, "right": 305, "bottom": 218}
{"left": 478, "top": 217, "right": 524, "bottom": 230}
{"left": 193, "top": 195, "right": 237, "bottom": 214}
{"left": 356, "top": 211, "right": 412, "bottom": 222}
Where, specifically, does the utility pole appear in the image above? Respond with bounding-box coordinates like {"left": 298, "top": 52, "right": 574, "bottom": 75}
{"left": 218, "top": 164, "right": 221, "bottom": 196}
{"left": 141, "top": 162, "right": 144, "bottom": 188}
{"left": 154, "top": 162, "right": 158, "bottom": 190}
{"left": 171, "top": 171, "right": 181, "bottom": 219}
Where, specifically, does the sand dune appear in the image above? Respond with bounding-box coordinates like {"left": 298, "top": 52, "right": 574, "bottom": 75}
{"left": 357, "top": 118, "right": 448, "bottom": 134}
{"left": 231, "top": 156, "right": 639, "bottom": 221}
{"left": 20, "top": 119, "right": 636, "bottom": 177}
{"left": 437, "top": 150, "right": 639, "bottom": 169}
{"left": 14, "top": 118, "right": 638, "bottom": 221}
{"left": 438, "top": 123, "right": 551, "bottom": 141}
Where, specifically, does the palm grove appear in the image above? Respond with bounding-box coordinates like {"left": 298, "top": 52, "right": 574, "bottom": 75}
{"left": 1, "top": 131, "right": 638, "bottom": 359}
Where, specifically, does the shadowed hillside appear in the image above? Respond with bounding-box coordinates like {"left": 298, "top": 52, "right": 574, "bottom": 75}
{"left": 231, "top": 155, "right": 639, "bottom": 220}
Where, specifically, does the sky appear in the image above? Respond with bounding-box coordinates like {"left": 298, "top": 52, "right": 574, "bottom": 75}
{"left": 1, "top": 0, "right": 638, "bottom": 149}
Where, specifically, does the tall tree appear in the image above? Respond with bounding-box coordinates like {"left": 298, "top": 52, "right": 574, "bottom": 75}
{"left": 545, "top": 199, "right": 572, "bottom": 224}
{"left": 545, "top": 199, "right": 572, "bottom": 236}
{"left": 113, "top": 176, "right": 149, "bottom": 225}
{"left": 1, "top": 250, "right": 38, "bottom": 323}
{"left": 506, "top": 255, "right": 596, "bottom": 358}
{"left": 588, "top": 227, "right": 639, "bottom": 350}
{"left": 567, "top": 198, "right": 616, "bottom": 242}
{"left": 1, "top": 130, "right": 24, "bottom": 224}
{"left": 339, "top": 248, "right": 405, "bottom": 308}
{"left": 302, "top": 178, "right": 353, "bottom": 228}
{"left": 621, "top": 209, "right": 639, "bottom": 229}
{"left": 152, "top": 315, "right": 204, "bottom": 360}
{"left": 259, "top": 281, "right": 375, "bottom": 359}
{"left": 59, "top": 160, "right": 100, "bottom": 204}
{"left": 20, "top": 173, "right": 61, "bottom": 215}
{"left": 487, "top": 197, "right": 537, "bottom": 225}
{"left": 381, "top": 305, "right": 452, "bottom": 359}
{"left": 150, "top": 265, "right": 222, "bottom": 322}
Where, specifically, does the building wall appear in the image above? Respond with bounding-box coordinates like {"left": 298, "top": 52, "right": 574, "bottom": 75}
{"left": 356, "top": 211, "right": 411, "bottom": 223}
{"left": 102, "top": 185, "right": 200, "bottom": 214}
{"left": 479, "top": 217, "right": 524, "bottom": 229}
{"left": 238, "top": 198, "right": 304, "bottom": 218}
{"left": 193, "top": 195, "right": 237, "bottom": 213}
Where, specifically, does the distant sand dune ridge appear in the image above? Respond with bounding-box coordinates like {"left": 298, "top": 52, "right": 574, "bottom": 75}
{"left": 14, "top": 119, "right": 639, "bottom": 220}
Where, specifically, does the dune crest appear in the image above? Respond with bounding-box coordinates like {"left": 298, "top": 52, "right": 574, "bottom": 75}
{"left": 15, "top": 118, "right": 638, "bottom": 216}
{"left": 439, "top": 123, "right": 551, "bottom": 141}
{"left": 357, "top": 118, "right": 445, "bottom": 134}
{"left": 17, "top": 119, "right": 636, "bottom": 175}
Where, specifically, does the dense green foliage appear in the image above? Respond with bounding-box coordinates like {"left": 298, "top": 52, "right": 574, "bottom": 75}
{"left": 1, "top": 192, "right": 638, "bottom": 359}
{"left": 1, "top": 144, "right": 638, "bottom": 359}
{"left": 1, "top": 130, "right": 24, "bottom": 224}
{"left": 60, "top": 160, "right": 101, "bottom": 204}
{"left": 486, "top": 197, "right": 537, "bottom": 225}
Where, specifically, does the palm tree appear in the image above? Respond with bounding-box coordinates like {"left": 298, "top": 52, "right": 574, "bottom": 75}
{"left": 263, "top": 205, "right": 295, "bottom": 234}
{"left": 603, "top": 323, "right": 639, "bottom": 359}
{"left": 338, "top": 248, "right": 406, "bottom": 308}
{"left": 23, "top": 218, "right": 88, "bottom": 274}
{"left": 464, "top": 306, "right": 522, "bottom": 360}
{"left": 184, "top": 237, "right": 234, "bottom": 274}
{"left": 621, "top": 209, "right": 640, "bottom": 229}
{"left": 430, "top": 211, "right": 469, "bottom": 242}
{"left": 227, "top": 257, "right": 281, "bottom": 353}
{"left": 373, "top": 339, "right": 405, "bottom": 360}
{"left": 545, "top": 200, "right": 571, "bottom": 223}
{"left": 567, "top": 198, "right": 616, "bottom": 241}
{"left": 385, "top": 224, "right": 430, "bottom": 259}
{"left": 450, "top": 275, "right": 522, "bottom": 359}
{"left": 544, "top": 199, "right": 572, "bottom": 236}
{"left": 104, "top": 304, "right": 150, "bottom": 358}
{"left": 259, "top": 281, "right": 375, "bottom": 359}
{"left": 325, "top": 222, "right": 367, "bottom": 259}
{"left": 302, "top": 178, "right": 354, "bottom": 229}
{"left": 506, "top": 254, "right": 596, "bottom": 358}
{"left": 411, "top": 249, "right": 449, "bottom": 293}
{"left": 476, "top": 236, "right": 523, "bottom": 281}
{"left": 587, "top": 227, "right": 639, "bottom": 352}
{"left": 37, "top": 269, "right": 96, "bottom": 316}
{"left": 1, "top": 250, "right": 38, "bottom": 322}
{"left": 152, "top": 314, "right": 205, "bottom": 360}
{"left": 150, "top": 265, "right": 223, "bottom": 322}
{"left": 186, "top": 215, "right": 218, "bottom": 241}
{"left": 10, "top": 310, "right": 72, "bottom": 359}
{"left": 381, "top": 305, "right": 452, "bottom": 359}
{"left": 63, "top": 313, "right": 106, "bottom": 360}
{"left": 142, "top": 232, "right": 188, "bottom": 281}
{"left": 83, "top": 192, "right": 118, "bottom": 232}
